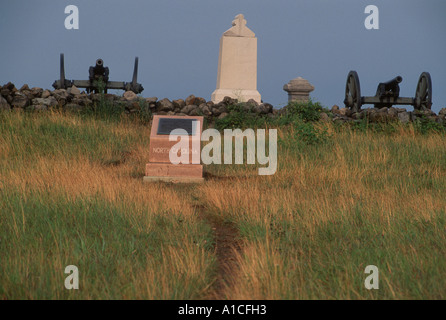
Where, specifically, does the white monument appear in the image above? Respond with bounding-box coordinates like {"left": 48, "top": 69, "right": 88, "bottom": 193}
{"left": 211, "top": 14, "right": 261, "bottom": 104}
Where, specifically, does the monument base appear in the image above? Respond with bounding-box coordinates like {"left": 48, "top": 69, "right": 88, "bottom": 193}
{"left": 143, "top": 163, "right": 204, "bottom": 184}
{"left": 211, "top": 89, "right": 261, "bottom": 104}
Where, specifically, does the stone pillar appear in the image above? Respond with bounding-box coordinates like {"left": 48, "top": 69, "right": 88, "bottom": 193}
{"left": 283, "top": 77, "right": 314, "bottom": 103}
{"left": 211, "top": 14, "right": 261, "bottom": 104}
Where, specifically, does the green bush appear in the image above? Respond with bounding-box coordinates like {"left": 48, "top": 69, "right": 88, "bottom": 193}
{"left": 413, "top": 115, "right": 446, "bottom": 135}
{"left": 285, "top": 99, "right": 325, "bottom": 122}
{"left": 214, "top": 103, "right": 268, "bottom": 130}
{"left": 272, "top": 99, "right": 328, "bottom": 127}
{"left": 292, "top": 119, "right": 331, "bottom": 146}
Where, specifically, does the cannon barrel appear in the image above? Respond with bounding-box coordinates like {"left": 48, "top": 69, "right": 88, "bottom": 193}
{"left": 376, "top": 76, "right": 402, "bottom": 99}
{"left": 382, "top": 76, "right": 402, "bottom": 89}
{"left": 92, "top": 59, "right": 106, "bottom": 74}
{"left": 89, "top": 59, "right": 109, "bottom": 78}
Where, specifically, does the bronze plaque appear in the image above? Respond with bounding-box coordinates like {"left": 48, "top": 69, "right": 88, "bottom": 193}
{"left": 157, "top": 118, "right": 198, "bottom": 136}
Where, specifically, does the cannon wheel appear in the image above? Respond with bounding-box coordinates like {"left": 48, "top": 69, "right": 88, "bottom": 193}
{"left": 414, "top": 72, "right": 432, "bottom": 110}
{"left": 344, "top": 71, "right": 362, "bottom": 112}
{"left": 59, "top": 53, "right": 66, "bottom": 89}
{"left": 132, "top": 57, "right": 139, "bottom": 88}
{"left": 128, "top": 57, "right": 141, "bottom": 93}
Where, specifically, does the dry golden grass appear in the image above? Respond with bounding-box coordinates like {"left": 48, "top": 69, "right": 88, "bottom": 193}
{"left": 1, "top": 111, "right": 445, "bottom": 299}
{"left": 0, "top": 111, "right": 214, "bottom": 299}
{"left": 197, "top": 123, "right": 446, "bottom": 299}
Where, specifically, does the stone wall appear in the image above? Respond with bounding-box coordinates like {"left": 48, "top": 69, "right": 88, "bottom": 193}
{"left": 0, "top": 82, "right": 274, "bottom": 121}
{"left": 326, "top": 105, "right": 446, "bottom": 124}
{"left": 1, "top": 82, "right": 445, "bottom": 124}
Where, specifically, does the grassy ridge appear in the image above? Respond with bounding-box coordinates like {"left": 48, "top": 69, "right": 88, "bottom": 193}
{"left": 0, "top": 109, "right": 445, "bottom": 299}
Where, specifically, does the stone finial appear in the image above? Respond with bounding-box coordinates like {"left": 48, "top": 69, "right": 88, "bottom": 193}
{"left": 283, "top": 77, "right": 315, "bottom": 103}
{"left": 223, "top": 14, "right": 255, "bottom": 37}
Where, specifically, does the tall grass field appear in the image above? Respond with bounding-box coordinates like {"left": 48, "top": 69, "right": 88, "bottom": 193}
{"left": 0, "top": 108, "right": 445, "bottom": 299}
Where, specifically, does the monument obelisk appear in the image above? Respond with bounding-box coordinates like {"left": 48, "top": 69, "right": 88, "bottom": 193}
{"left": 211, "top": 14, "right": 261, "bottom": 104}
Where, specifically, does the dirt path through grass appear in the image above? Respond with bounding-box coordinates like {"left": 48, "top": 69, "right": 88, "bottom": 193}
{"left": 195, "top": 204, "right": 242, "bottom": 299}
{"left": 171, "top": 183, "right": 242, "bottom": 300}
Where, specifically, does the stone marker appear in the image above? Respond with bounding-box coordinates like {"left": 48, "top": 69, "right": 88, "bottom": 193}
{"left": 144, "top": 115, "right": 204, "bottom": 183}
{"left": 283, "top": 77, "right": 315, "bottom": 103}
{"left": 211, "top": 14, "right": 261, "bottom": 104}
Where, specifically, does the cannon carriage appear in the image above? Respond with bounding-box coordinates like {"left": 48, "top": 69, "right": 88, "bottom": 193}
{"left": 344, "top": 71, "right": 432, "bottom": 112}
{"left": 52, "top": 53, "right": 144, "bottom": 94}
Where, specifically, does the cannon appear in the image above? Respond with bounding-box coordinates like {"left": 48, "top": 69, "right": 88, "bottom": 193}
{"left": 344, "top": 71, "right": 432, "bottom": 112}
{"left": 52, "top": 53, "right": 144, "bottom": 94}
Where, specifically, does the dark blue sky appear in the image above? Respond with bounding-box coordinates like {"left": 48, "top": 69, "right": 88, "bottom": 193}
{"left": 1, "top": 0, "right": 445, "bottom": 112}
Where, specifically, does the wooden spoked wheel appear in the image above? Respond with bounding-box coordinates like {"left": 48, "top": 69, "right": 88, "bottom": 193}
{"left": 414, "top": 72, "right": 432, "bottom": 110}
{"left": 344, "top": 71, "right": 362, "bottom": 112}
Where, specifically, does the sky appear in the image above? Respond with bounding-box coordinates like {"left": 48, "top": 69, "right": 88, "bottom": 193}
{"left": 0, "top": 0, "right": 445, "bottom": 112}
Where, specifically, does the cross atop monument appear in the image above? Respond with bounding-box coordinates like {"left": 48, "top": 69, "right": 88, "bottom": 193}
{"left": 223, "top": 14, "right": 255, "bottom": 37}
